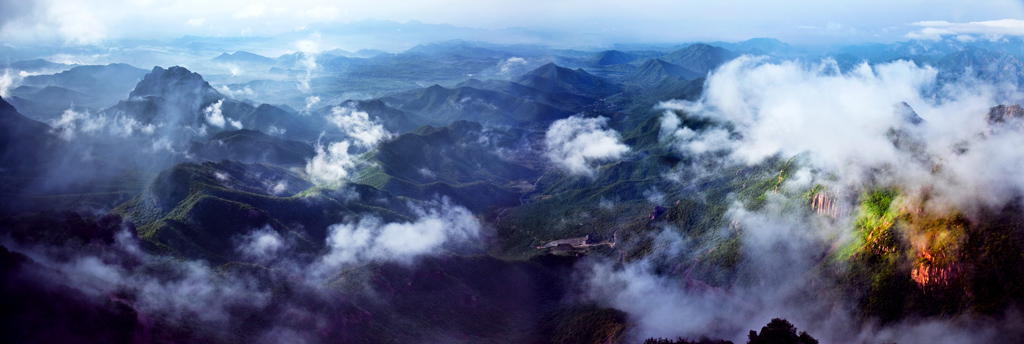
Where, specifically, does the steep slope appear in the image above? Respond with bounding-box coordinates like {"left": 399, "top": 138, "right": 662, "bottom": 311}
{"left": 115, "top": 160, "right": 416, "bottom": 263}
{"left": 0, "top": 95, "right": 59, "bottom": 175}
{"left": 187, "top": 129, "right": 316, "bottom": 166}
{"left": 627, "top": 58, "right": 702, "bottom": 85}
{"left": 102, "top": 66, "right": 322, "bottom": 141}
{"left": 97, "top": 66, "right": 227, "bottom": 140}
{"left": 129, "top": 66, "right": 222, "bottom": 104}
{"left": 235, "top": 103, "right": 323, "bottom": 140}
{"left": 355, "top": 121, "right": 537, "bottom": 212}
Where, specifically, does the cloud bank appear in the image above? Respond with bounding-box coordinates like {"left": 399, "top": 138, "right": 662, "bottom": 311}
{"left": 907, "top": 19, "right": 1024, "bottom": 40}
{"left": 589, "top": 53, "right": 1024, "bottom": 343}
{"left": 661, "top": 55, "right": 1024, "bottom": 209}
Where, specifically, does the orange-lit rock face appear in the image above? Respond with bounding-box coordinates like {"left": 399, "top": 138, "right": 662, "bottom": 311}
{"left": 911, "top": 249, "right": 962, "bottom": 289}
{"left": 903, "top": 207, "right": 968, "bottom": 289}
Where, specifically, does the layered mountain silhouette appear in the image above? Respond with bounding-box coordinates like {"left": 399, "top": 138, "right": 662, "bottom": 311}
{"left": 590, "top": 50, "right": 638, "bottom": 66}
{"left": 212, "top": 51, "right": 276, "bottom": 65}
{"left": 13, "top": 64, "right": 149, "bottom": 118}
{"left": 8, "top": 35, "right": 1024, "bottom": 344}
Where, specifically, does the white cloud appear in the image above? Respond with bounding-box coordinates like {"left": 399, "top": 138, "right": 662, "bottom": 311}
{"left": 305, "top": 95, "right": 320, "bottom": 110}
{"left": 268, "top": 125, "right": 286, "bottom": 135}
{"left": 270, "top": 180, "right": 288, "bottom": 195}
{"left": 305, "top": 104, "right": 390, "bottom": 186}
{"left": 203, "top": 99, "right": 226, "bottom": 128}
{"left": 305, "top": 140, "right": 354, "bottom": 185}
{"left": 659, "top": 112, "right": 734, "bottom": 155}
{"left": 295, "top": 33, "right": 322, "bottom": 92}
{"left": 50, "top": 2, "right": 107, "bottom": 44}
{"left": 5, "top": 232, "right": 273, "bottom": 327}
{"left": 662, "top": 57, "right": 936, "bottom": 169}
{"left": 234, "top": 227, "right": 286, "bottom": 262}
{"left": 50, "top": 108, "right": 157, "bottom": 140}
{"left": 665, "top": 55, "right": 1023, "bottom": 210}
{"left": 328, "top": 106, "right": 391, "bottom": 148}
{"left": 217, "top": 85, "right": 257, "bottom": 99}
{"left": 498, "top": 57, "right": 529, "bottom": 75}
{"left": 0, "top": 69, "right": 13, "bottom": 98}
{"left": 906, "top": 19, "right": 1024, "bottom": 40}
{"left": 544, "top": 115, "right": 629, "bottom": 176}
{"left": 317, "top": 199, "right": 480, "bottom": 269}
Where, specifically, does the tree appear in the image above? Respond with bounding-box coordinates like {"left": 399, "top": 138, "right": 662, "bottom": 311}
{"left": 747, "top": 318, "right": 818, "bottom": 344}
{"left": 643, "top": 336, "right": 734, "bottom": 344}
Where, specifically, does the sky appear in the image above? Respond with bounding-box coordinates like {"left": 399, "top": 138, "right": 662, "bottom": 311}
{"left": 1, "top": 0, "right": 1023, "bottom": 46}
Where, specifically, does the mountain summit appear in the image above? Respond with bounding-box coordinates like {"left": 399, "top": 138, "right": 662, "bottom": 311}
{"left": 129, "top": 66, "right": 221, "bottom": 104}
{"left": 515, "top": 63, "right": 622, "bottom": 98}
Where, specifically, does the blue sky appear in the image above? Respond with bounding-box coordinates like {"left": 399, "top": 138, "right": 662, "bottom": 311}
{"left": 1, "top": 0, "right": 1023, "bottom": 45}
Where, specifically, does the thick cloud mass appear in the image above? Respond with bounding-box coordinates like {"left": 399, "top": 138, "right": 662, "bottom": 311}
{"left": 907, "top": 19, "right": 1024, "bottom": 40}
{"left": 328, "top": 106, "right": 390, "bottom": 148}
{"left": 574, "top": 54, "right": 1024, "bottom": 343}
{"left": 305, "top": 141, "right": 354, "bottom": 185}
{"left": 544, "top": 115, "right": 629, "bottom": 176}
{"left": 665, "top": 57, "right": 940, "bottom": 167}
{"left": 304, "top": 104, "right": 391, "bottom": 186}
{"left": 662, "top": 56, "right": 1023, "bottom": 209}
{"left": 203, "top": 99, "right": 239, "bottom": 128}
{"left": 317, "top": 199, "right": 479, "bottom": 270}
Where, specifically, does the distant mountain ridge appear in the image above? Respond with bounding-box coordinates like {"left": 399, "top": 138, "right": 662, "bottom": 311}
{"left": 212, "top": 51, "right": 276, "bottom": 65}
{"left": 663, "top": 43, "right": 738, "bottom": 75}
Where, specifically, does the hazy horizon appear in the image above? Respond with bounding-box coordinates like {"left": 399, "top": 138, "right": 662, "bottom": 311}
{"left": 3, "top": 0, "right": 1024, "bottom": 48}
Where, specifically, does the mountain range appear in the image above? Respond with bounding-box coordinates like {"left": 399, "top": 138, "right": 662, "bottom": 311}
{"left": 3, "top": 33, "right": 1024, "bottom": 344}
